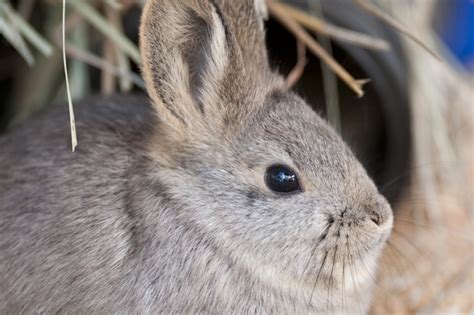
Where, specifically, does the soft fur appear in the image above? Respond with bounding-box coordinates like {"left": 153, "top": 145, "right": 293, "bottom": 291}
{"left": 0, "top": 0, "right": 393, "bottom": 313}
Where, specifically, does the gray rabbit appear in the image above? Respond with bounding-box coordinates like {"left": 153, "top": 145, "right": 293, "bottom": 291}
{"left": 0, "top": 0, "right": 393, "bottom": 313}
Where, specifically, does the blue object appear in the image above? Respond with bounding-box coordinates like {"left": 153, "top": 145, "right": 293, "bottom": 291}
{"left": 437, "top": 0, "right": 474, "bottom": 71}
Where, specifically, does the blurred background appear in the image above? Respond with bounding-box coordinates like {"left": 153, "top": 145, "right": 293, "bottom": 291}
{"left": 0, "top": 0, "right": 473, "bottom": 313}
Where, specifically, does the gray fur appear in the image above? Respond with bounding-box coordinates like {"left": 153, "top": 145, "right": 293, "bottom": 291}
{"left": 0, "top": 1, "right": 392, "bottom": 313}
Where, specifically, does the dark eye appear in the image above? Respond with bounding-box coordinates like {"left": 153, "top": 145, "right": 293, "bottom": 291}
{"left": 265, "top": 165, "right": 301, "bottom": 194}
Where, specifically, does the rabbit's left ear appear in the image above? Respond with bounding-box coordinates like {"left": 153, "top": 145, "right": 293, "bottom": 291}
{"left": 140, "top": 0, "right": 273, "bottom": 139}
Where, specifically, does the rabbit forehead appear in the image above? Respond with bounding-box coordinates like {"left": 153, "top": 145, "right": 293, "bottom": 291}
{"left": 236, "top": 90, "right": 384, "bottom": 206}
{"left": 239, "top": 91, "right": 359, "bottom": 179}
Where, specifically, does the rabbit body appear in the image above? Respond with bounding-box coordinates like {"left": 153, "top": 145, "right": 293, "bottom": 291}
{"left": 0, "top": 96, "right": 162, "bottom": 312}
{"left": 0, "top": 0, "right": 393, "bottom": 313}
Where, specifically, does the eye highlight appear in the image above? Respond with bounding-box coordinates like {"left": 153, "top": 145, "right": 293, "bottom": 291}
{"left": 265, "top": 165, "right": 301, "bottom": 194}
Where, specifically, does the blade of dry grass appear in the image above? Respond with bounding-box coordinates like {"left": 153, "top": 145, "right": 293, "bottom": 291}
{"left": 0, "top": 4, "right": 35, "bottom": 66}
{"left": 65, "top": 43, "right": 145, "bottom": 89}
{"left": 101, "top": 36, "right": 117, "bottom": 94}
{"left": 62, "top": 0, "right": 77, "bottom": 151}
{"left": 50, "top": 9, "right": 144, "bottom": 90}
{"left": 1, "top": 2, "right": 53, "bottom": 58}
{"left": 272, "top": 1, "right": 390, "bottom": 51}
{"left": 69, "top": 17, "right": 90, "bottom": 100}
{"left": 106, "top": 2, "right": 132, "bottom": 92}
{"left": 285, "top": 40, "right": 307, "bottom": 88}
{"left": 105, "top": 0, "right": 122, "bottom": 10}
{"left": 101, "top": 5, "right": 117, "bottom": 94}
{"left": 268, "top": 0, "right": 366, "bottom": 97}
{"left": 69, "top": 0, "right": 141, "bottom": 64}
{"left": 309, "top": 0, "right": 341, "bottom": 133}
{"left": 353, "top": 0, "right": 441, "bottom": 61}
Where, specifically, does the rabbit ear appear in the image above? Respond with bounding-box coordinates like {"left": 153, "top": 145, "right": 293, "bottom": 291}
{"left": 140, "top": 0, "right": 272, "bottom": 138}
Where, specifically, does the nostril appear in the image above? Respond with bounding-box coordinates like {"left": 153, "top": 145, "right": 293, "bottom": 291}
{"left": 369, "top": 212, "right": 382, "bottom": 226}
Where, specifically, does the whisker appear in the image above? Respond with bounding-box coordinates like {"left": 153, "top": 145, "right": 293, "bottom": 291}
{"left": 301, "top": 243, "right": 319, "bottom": 281}
{"left": 385, "top": 240, "right": 420, "bottom": 277}
{"left": 310, "top": 250, "right": 328, "bottom": 305}
{"left": 353, "top": 241, "right": 393, "bottom": 301}
{"left": 390, "top": 230, "right": 433, "bottom": 260}
{"left": 327, "top": 246, "right": 338, "bottom": 315}
{"left": 379, "top": 159, "right": 467, "bottom": 193}
{"left": 341, "top": 252, "right": 347, "bottom": 315}
{"left": 301, "top": 222, "right": 332, "bottom": 281}
{"left": 382, "top": 240, "right": 409, "bottom": 277}
{"left": 393, "top": 219, "right": 473, "bottom": 241}
{"left": 346, "top": 242, "right": 364, "bottom": 314}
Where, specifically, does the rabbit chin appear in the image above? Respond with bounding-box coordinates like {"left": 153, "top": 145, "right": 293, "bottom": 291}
{"left": 223, "top": 238, "right": 382, "bottom": 314}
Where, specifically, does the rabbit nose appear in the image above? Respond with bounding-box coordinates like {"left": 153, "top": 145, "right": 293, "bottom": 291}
{"left": 366, "top": 204, "right": 392, "bottom": 227}
{"left": 369, "top": 212, "right": 382, "bottom": 226}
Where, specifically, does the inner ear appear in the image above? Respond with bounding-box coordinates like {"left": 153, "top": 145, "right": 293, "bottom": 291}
{"left": 185, "top": 10, "right": 215, "bottom": 113}
{"left": 179, "top": 4, "right": 230, "bottom": 119}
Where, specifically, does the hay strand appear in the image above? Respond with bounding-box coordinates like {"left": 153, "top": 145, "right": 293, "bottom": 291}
{"left": 354, "top": 0, "right": 442, "bottom": 61}
{"left": 273, "top": 1, "right": 390, "bottom": 51}
{"left": 268, "top": 0, "right": 366, "bottom": 97}
{"left": 285, "top": 40, "right": 307, "bottom": 88}
{"left": 62, "top": 0, "right": 77, "bottom": 151}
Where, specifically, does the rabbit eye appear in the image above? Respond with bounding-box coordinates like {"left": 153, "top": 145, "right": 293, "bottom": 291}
{"left": 265, "top": 165, "right": 301, "bottom": 194}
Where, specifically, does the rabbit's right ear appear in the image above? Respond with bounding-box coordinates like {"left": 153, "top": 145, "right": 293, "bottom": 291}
{"left": 140, "top": 0, "right": 272, "bottom": 140}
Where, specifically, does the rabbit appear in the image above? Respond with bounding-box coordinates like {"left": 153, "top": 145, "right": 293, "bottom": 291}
{"left": 0, "top": 0, "right": 393, "bottom": 313}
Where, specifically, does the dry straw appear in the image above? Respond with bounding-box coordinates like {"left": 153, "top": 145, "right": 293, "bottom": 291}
{"left": 63, "top": 0, "right": 77, "bottom": 151}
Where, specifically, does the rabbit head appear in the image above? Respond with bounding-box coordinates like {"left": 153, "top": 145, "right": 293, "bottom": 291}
{"left": 140, "top": 0, "right": 393, "bottom": 311}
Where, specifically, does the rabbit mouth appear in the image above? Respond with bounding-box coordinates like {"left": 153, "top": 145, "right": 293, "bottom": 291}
{"left": 300, "top": 218, "right": 387, "bottom": 301}
{"left": 302, "top": 244, "right": 377, "bottom": 312}
{"left": 303, "top": 214, "right": 390, "bottom": 290}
